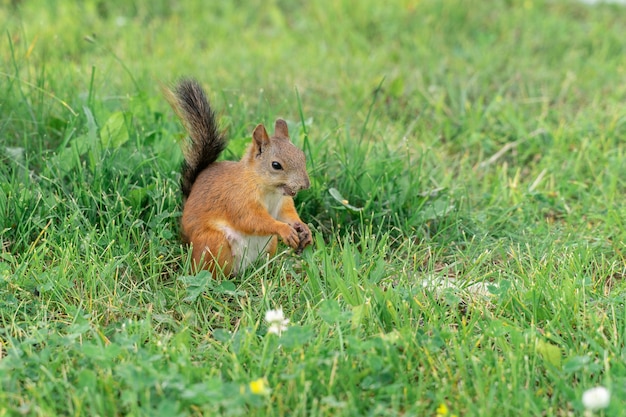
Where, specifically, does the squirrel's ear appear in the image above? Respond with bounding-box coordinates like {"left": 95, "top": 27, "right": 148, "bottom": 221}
{"left": 252, "top": 124, "right": 270, "bottom": 154}
{"left": 274, "top": 119, "right": 289, "bottom": 138}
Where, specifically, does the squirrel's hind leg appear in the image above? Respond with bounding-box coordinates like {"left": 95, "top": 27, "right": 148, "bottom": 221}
{"left": 191, "top": 231, "right": 234, "bottom": 275}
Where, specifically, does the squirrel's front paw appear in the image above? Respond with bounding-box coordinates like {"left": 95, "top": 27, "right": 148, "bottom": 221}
{"left": 293, "top": 222, "right": 312, "bottom": 254}
{"left": 279, "top": 224, "right": 300, "bottom": 249}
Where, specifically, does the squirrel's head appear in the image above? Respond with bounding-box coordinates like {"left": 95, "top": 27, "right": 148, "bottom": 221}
{"left": 248, "top": 119, "right": 310, "bottom": 197}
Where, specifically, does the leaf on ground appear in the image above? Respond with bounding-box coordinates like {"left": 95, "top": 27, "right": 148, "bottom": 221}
{"left": 317, "top": 299, "right": 352, "bottom": 324}
{"left": 101, "top": 111, "right": 130, "bottom": 148}
{"left": 415, "top": 199, "right": 455, "bottom": 222}
{"left": 214, "top": 280, "right": 246, "bottom": 296}
{"left": 329, "top": 188, "right": 363, "bottom": 212}
{"left": 212, "top": 329, "right": 233, "bottom": 344}
{"left": 536, "top": 339, "right": 562, "bottom": 368}
{"left": 562, "top": 355, "right": 591, "bottom": 373}
{"left": 350, "top": 304, "right": 367, "bottom": 330}
{"left": 83, "top": 106, "right": 99, "bottom": 145}
{"left": 4, "top": 147, "right": 24, "bottom": 163}
{"left": 178, "top": 270, "right": 213, "bottom": 302}
{"left": 279, "top": 325, "right": 314, "bottom": 348}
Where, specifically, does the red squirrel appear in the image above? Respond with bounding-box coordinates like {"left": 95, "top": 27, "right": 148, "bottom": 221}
{"left": 165, "top": 79, "right": 312, "bottom": 274}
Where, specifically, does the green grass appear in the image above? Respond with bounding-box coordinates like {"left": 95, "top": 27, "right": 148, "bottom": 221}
{"left": 1, "top": 0, "right": 626, "bottom": 415}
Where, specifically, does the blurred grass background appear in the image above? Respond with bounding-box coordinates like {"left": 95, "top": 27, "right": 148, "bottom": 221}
{"left": 1, "top": 0, "right": 626, "bottom": 416}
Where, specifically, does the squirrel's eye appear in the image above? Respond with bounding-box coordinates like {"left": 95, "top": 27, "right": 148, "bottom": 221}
{"left": 271, "top": 161, "right": 283, "bottom": 170}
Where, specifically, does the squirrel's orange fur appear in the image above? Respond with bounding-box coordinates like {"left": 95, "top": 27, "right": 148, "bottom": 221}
{"left": 166, "top": 79, "right": 312, "bottom": 274}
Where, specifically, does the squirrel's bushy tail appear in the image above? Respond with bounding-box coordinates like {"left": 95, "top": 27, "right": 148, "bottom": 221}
{"left": 166, "top": 78, "right": 226, "bottom": 199}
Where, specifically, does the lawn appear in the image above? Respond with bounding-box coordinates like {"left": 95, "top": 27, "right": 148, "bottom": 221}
{"left": 1, "top": 0, "right": 626, "bottom": 416}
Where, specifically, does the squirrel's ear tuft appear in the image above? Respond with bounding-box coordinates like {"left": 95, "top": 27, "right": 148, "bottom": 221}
{"left": 252, "top": 124, "right": 270, "bottom": 154}
{"left": 274, "top": 119, "right": 289, "bottom": 139}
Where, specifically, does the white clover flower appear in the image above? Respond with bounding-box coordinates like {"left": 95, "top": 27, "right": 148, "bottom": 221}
{"left": 265, "top": 307, "right": 289, "bottom": 336}
{"left": 265, "top": 308, "right": 285, "bottom": 323}
{"left": 582, "top": 386, "right": 610, "bottom": 411}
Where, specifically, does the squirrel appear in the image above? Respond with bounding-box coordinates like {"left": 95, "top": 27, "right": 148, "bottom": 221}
{"left": 165, "top": 78, "right": 313, "bottom": 275}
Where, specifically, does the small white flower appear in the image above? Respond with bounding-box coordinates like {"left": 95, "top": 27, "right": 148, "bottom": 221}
{"left": 265, "top": 308, "right": 285, "bottom": 323}
{"left": 582, "top": 386, "right": 610, "bottom": 411}
{"left": 267, "top": 322, "right": 288, "bottom": 335}
{"left": 265, "top": 307, "right": 289, "bottom": 336}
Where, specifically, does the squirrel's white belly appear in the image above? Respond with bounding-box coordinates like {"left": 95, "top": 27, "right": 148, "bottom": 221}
{"left": 221, "top": 225, "right": 272, "bottom": 273}
{"left": 217, "top": 193, "right": 282, "bottom": 273}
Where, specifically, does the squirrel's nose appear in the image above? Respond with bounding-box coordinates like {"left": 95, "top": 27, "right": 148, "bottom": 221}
{"left": 302, "top": 176, "right": 310, "bottom": 190}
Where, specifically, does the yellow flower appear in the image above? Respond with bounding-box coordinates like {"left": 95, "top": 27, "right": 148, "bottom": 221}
{"left": 249, "top": 378, "right": 270, "bottom": 395}
{"left": 436, "top": 403, "right": 449, "bottom": 416}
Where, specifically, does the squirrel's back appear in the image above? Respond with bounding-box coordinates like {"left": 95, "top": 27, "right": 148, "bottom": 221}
{"left": 165, "top": 79, "right": 226, "bottom": 199}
